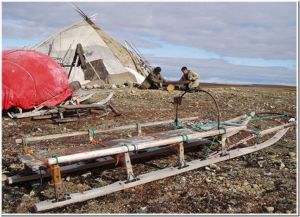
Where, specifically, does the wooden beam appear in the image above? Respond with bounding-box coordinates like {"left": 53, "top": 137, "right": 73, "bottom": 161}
{"left": 15, "top": 116, "right": 199, "bottom": 144}
{"left": 10, "top": 108, "right": 58, "bottom": 119}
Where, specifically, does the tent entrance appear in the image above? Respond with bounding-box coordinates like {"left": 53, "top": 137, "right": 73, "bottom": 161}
{"left": 84, "top": 59, "right": 109, "bottom": 83}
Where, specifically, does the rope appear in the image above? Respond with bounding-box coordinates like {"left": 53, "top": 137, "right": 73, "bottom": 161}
{"left": 23, "top": 137, "right": 28, "bottom": 145}
{"left": 181, "top": 134, "right": 189, "bottom": 143}
{"left": 251, "top": 128, "right": 261, "bottom": 138}
{"left": 218, "top": 127, "right": 227, "bottom": 135}
{"left": 194, "top": 112, "right": 289, "bottom": 132}
{"left": 247, "top": 113, "right": 255, "bottom": 118}
{"left": 204, "top": 136, "right": 218, "bottom": 159}
{"left": 174, "top": 120, "right": 182, "bottom": 129}
{"left": 53, "top": 155, "right": 59, "bottom": 164}
{"left": 250, "top": 113, "right": 288, "bottom": 121}
{"left": 132, "top": 144, "right": 138, "bottom": 153}
{"left": 122, "top": 143, "right": 130, "bottom": 152}
{"left": 88, "top": 129, "right": 96, "bottom": 138}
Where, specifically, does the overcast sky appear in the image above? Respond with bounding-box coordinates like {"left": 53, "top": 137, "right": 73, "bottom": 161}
{"left": 2, "top": 2, "right": 297, "bottom": 85}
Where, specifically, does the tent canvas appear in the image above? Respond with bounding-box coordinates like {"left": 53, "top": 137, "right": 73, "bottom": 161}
{"left": 33, "top": 17, "right": 150, "bottom": 85}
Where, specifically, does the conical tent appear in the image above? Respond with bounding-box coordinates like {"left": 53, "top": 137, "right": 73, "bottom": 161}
{"left": 33, "top": 18, "right": 149, "bottom": 85}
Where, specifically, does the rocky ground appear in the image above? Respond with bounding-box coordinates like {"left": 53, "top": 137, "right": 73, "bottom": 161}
{"left": 2, "top": 85, "right": 297, "bottom": 214}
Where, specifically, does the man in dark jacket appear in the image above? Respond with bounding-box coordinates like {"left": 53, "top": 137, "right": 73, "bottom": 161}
{"left": 140, "top": 67, "right": 167, "bottom": 89}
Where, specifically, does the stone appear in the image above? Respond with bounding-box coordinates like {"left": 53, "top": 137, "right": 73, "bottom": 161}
{"left": 29, "top": 190, "right": 35, "bottom": 197}
{"left": 205, "top": 166, "right": 211, "bottom": 171}
{"left": 257, "top": 160, "right": 266, "bottom": 168}
{"left": 264, "top": 206, "right": 274, "bottom": 213}
{"left": 288, "top": 152, "right": 296, "bottom": 158}
{"left": 138, "top": 206, "right": 148, "bottom": 213}
{"left": 263, "top": 171, "right": 272, "bottom": 176}
{"left": 2, "top": 174, "right": 7, "bottom": 182}
{"left": 242, "top": 181, "right": 249, "bottom": 186}
{"left": 206, "top": 178, "right": 212, "bottom": 183}
{"left": 10, "top": 163, "right": 23, "bottom": 170}
{"left": 66, "top": 176, "right": 71, "bottom": 182}
{"left": 81, "top": 172, "right": 91, "bottom": 178}
{"left": 218, "top": 176, "right": 224, "bottom": 181}
{"left": 32, "top": 127, "right": 42, "bottom": 132}
{"left": 209, "top": 163, "right": 220, "bottom": 170}
{"left": 228, "top": 199, "right": 237, "bottom": 205}
{"left": 279, "top": 162, "right": 285, "bottom": 169}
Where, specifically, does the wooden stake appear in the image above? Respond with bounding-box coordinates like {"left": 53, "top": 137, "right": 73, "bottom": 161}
{"left": 177, "top": 143, "right": 187, "bottom": 169}
{"left": 49, "top": 165, "right": 65, "bottom": 200}
{"left": 123, "top": 152, "right": 136, "bottom": 182}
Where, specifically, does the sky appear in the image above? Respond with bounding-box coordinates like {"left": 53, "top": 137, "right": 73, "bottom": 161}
{"left": 2, "top": 2, "right": 297, "bottom": 86}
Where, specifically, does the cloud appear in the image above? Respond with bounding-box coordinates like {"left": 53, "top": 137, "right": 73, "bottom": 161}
{"left": 147, "top": 56, "right": 296, "bottom": 86}
{"left": 2, "top": 2, "right": 296, "bottom": 59}
{"left": 2, "top": 2, "right": 296, "bottom": 85}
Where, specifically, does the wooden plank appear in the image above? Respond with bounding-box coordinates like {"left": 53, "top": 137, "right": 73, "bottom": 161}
{"left": 58, "top": 104, "right": 106, "bottom": 110}
{"left": 35, "top": 128, "right": 289, "bottom": 212}
{"left": 11, "top": 109, "right": 58, "bottom": 119}
{"left": 15, "top": 116, "right": 199, "bottom": 144}
{"left": 226, "top": 114, "right": 247, "bottom": 122}
{"left": 59, "top": 92, "right": 114, "bottom": 110}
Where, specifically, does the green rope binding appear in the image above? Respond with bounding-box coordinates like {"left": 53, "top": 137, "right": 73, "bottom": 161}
{"left": 23, "top": 137, "right": 28, "bottom": 145}
{"left": 194, "top": 112, "right": 289, "bottom": 132}
{"left": 283, "top": 112, "right": 289, "bottom": 117}
{"left": 122, "top": 143, "right": 130, "bottom": 152}
{"left": 247, "top": 113, "right": 255, "bottom": 118}
{"left": 88, "top": 129, "right": 96, "bottom": 138}
{"left": 218, "top": 127, "right": 227, "bottom": 135}
{"left": 251, "top": 128, "right": 261, "bottom": 138}
{"left": 174, "top": 120, "right": 182, "bottom": 129}
{"left": 181, "top": 134, "right": 189, "bottom": 143}
{"left": 204, "top": 136, "right": 217, "bottom": 159}
{"left": 52, "top": 155, "right": 59, "bottom": 164}
{"left": 250, "top": 113, "right": 289, "bottom": 121}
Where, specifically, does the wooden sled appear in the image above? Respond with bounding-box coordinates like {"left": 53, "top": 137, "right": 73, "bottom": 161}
{"left": 9, "top": 113, "right": 295, "bottom": 212}
{"left": 7, "top": 91, "right": 119, "bottom": 121}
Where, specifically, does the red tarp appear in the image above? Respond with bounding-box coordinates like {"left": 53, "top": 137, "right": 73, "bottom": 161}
{"left": 2, "top": 50, "right": 73, "bottom": 110}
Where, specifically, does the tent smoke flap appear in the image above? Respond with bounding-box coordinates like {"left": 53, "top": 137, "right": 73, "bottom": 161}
{"left": 2, "top": 50, "right": 73, "bottom": 110}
